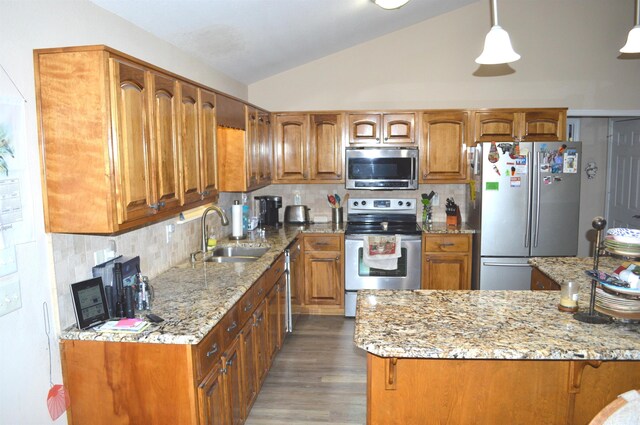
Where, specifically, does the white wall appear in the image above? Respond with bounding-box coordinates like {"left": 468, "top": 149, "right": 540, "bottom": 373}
{"left": 249, "top": 0, "right": 640, "bottom": 111}
{"left": 0, "top": 1, "right": 246, "bottom": 423}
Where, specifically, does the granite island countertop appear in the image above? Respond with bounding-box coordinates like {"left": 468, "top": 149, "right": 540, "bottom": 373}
{"left": 60, "top": 223, "right": 342, "bottom": 345}
{"left": 354, "top": 289, "right": 640, "bottom": 360}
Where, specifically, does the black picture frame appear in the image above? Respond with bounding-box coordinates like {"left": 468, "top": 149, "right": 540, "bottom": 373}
{"left": 70, "top": 277, "right": 109, "bottom": 329}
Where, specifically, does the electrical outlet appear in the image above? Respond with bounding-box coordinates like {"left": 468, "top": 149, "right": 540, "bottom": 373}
{"left": 166, "top": 223, "right": 175, "bottom": 243}
{"left": 0, "top": 276, "right": 21, "bottom": 317}
{"left": 432, "top": 192, "right": 440, "bottom": 206}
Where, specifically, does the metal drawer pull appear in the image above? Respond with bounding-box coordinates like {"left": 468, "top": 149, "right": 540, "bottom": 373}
{"left": 439, "top": 243, "right": 455, "bottom": 247}
{"left": 226, "top": 358, "right": 234, "bottom": 366}
{"left": 226, "top": 321, "right": 238, "bottom": 332}
{"left": 206, "top": 343, "right": 219, "bottom": 357}
{"left": 243, "top": 302, "right": 253, "bottom": 312}
{"left": 257, "top": 288, "right": 264, "bottom": 295}
{"left": 150, "top": 201, "right": 165, "bottom": 210}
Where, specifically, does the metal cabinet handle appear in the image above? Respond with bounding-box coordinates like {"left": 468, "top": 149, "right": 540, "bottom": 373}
{"left": 243, "top": 302, "right": 253, "bottom": 312}
{"left": 226, "top": 358, "right": 234, "bottom": 366}
{"left": 376, "top": 137, "right": 380, "bottom": 142}
{"left": 206, "top": 343, "right": 219, "bottom": 357}
{"left": 439, "top": 243, "right": 455, "bottom": 248}
{"left": 336, "top": 173, "right": 342, "bottom": 178}
{"left": 335, "top": 255, "right": 340, "bottom": 261}
{"left": 385, "top": 137, "right": 389, "bottom": 141}
{"left": 220, "top": 367, "right": 228, "bottom": 375}
{"left": 257, "top": 288, "right": 264, "bottom": 296}
{"left": 423, "top": 172, "right": 427, "bottom": 179}
{"left": 150, "top": 201, "right": 166, "bottom": 210}
{"left": 226, "top": 321, "right": 237, "bottom": 332}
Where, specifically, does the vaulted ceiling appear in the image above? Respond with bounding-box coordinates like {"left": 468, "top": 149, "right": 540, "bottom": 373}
{"left": 90, "top": 0, "right": 478, "bottom": 84}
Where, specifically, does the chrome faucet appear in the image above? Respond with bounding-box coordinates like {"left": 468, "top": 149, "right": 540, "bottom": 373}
{"left": 201, "top": 205, "right": 229, "bottom": 253}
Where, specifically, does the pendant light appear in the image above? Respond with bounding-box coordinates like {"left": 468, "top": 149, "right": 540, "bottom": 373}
{"left": 476, "top": 0, "right": 520, "bottom": 64}
{"left": 620, "top": 0, "right": 640, "bottom": 53}
{"left": 371, "top": 0, "right": 410, "bottom": 10}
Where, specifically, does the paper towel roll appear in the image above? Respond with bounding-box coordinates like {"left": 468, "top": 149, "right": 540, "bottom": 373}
{"left": 232, "top": 203, "right": 243, "bottom": 237}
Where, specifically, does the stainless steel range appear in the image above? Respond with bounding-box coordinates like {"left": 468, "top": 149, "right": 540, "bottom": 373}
{"left": 344, "top": 198, "right": 422, "bottom": 317}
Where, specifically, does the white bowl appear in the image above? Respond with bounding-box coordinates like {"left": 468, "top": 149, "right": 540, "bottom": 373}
{"left": 607, "top": 228, "right": 640, "bottom": 244}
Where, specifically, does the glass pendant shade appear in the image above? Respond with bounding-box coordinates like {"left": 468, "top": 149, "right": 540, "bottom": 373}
{"left": 372, "top": 0, "right": 410, "bottom": 10}
{"left": 620, "top": 25, "right": 640, "bottom": 53}
{"left": 475, "top": 25, "right": 521, "bottom": 64}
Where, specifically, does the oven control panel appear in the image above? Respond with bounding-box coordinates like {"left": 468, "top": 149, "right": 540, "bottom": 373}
{"left": 347, "top": 198, "right": 416, "bottom": 214}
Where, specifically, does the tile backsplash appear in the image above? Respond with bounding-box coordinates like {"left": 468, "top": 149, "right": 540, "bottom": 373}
{"left": 51, "top": 184, "right": 469, "bottom": 328}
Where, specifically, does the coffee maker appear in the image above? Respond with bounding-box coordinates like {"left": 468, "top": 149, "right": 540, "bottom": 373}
{"left": 254, "top": 196, "right": 282, "bottom": 227}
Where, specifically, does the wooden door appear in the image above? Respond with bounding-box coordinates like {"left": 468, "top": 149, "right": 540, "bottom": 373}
{"left": 303, "top": 250, "right": 342, "bottom": 305}
{"left": 222, "top": 338, "right": 244, "bottom": 425}
{"left": 383, "top": 113, "right": 416, "bottom": 145}
{"left": 274, "top": 114, "right": 308, "bottom": 181}
{"left": 178, "top": 83, "right": 202, "bottom": 206}
{"left": 473, "top": 110, "right": 519, "bottom": 143}
{"left": 521, "top": 110, "right": 566, "bottom": 141}
{"left": 198, "top": 360, "right": 228, "bottom": 425}
{"left": 109, "top": 58, "right": 155, "bottom": 224}
{"left": 240, "top": 318, "right": 258, "bottom": 413}
{"left": 348, "top": 113, "right": 381, "bottom": 145}
{"left": 148, "top": 72, "right": 181, "bottom": 213}
{"left": 289, "top": 241, "right": 303, "bottom": 308}
{"left": 422, "top": 253, "right": 470, "bottom": 290}
{"left": 253, "top": 301, "right": 269, "bottom": 386}
{"left": 246, "top": 107, "right": 260, "bottom": 188}
{"left": 421, "top": 111, "right": 468, "bottom": 183}
{"left": 199, "top": 89, "right": 217, "bottom": 202}
{"left": 258, "top": 111, "right": 272, "bottom": 184}
{"left": 309, "top": 113, "right": 344, "bottom": 181}
{"left": 266, "top": 283, "right": 279, "bottom": 365}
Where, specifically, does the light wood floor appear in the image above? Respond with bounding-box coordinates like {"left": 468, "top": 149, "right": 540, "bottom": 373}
{"left": 245, "top": 315, "right": 367, "bottom": 425}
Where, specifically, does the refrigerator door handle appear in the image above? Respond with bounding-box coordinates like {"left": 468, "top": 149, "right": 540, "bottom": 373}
{"left": 533, "top": 152, "right": 542, "bottom": 248}
{"left": 524, "top": 151, "right": 531, "bottom": 248}
{"left": 482, "top": 262, "right": 531, "bottom": 267}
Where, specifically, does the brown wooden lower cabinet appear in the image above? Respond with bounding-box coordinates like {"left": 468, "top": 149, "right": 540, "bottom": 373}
{"left": 302, "top": 234, "right": 344, "bottom": 314}
{"left": 531, "top": 267, "right": 561, "bottom": 290}
{"left": 367, "top": 354, "right": 640, "bottom": 425}
{"left": 60, "top": 252, "right": 287, "bottom": 425}
{"left": 422, "top": 234, "right": 472, "bottom": 290}
{"left": 198, "top": 359, "right": 228, "bottom": 425}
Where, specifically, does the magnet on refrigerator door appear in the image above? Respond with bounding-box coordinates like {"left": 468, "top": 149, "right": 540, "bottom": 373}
{"left": 563, "top": 150, "right": 578, "bottom": 173}
{"left": 488, "top": 142, "right": 500, "bottom": 163}
{"left": 510, "top": 177, "right": 521, "bottom": 187}
{"left": 544, "top": 176, "right": 553, "bottom": 185}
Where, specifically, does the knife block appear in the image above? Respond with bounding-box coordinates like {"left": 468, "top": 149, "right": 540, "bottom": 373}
{"left": 446, "top": 207, "right": 461, "bottom": 227}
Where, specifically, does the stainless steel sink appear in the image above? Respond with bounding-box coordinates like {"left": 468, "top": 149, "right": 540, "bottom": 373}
{"left": 203, "top": 246, "right": 270, "bottom": 263}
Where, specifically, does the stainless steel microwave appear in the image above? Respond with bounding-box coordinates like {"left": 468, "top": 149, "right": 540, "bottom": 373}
{"left": 345, "top": 147, "right": 418, "bottom": 190}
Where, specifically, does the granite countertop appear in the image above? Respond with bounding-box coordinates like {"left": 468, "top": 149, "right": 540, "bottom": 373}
{"left": 422, "top": 222, "right": 476, "bottom": 234}
{"left": 354, "top": 289, "right": 640, "bottom": 360}
{"left": 60, "top": 223, "right": 341, "bottom": 345}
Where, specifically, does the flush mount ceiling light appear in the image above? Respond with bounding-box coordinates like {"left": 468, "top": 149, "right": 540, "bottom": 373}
{"left": 476, "top": 0, "right": 520, "bottom": 64}
{"left": 620, "top": 0, "right": 640, "bottom": 53}
{"left": 371, "top": 0, "right": 410, "bottom": 10}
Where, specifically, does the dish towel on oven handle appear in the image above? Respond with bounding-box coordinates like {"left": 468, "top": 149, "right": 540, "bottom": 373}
{"left": 363, "top": 235, "right": 402, "bottom": 270}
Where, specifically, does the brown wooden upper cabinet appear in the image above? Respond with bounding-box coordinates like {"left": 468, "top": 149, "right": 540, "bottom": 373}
{"left": 273, "top": 113, "right": 344, "bottom": 183}
{"left": 35, "top": 45, "right": 221, "bottom": 234}
{"left": 217, "top": 97, "right": 271, "bottom": 192}
{"left": 420, "top": 111, "right": 469, "bottom": 183}
{"left": 348, "top": 112, "right": 416, "bottom": 145}
{"left": 472, "top": 108, "right": 566, "bottom": 144}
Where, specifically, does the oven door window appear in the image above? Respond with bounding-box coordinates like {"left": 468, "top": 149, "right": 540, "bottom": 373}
{"left": 357, "top": 247, "right": 408, "bottom": 277}
{"left": 348, "top": 157, "right": 414, "bottom": 180}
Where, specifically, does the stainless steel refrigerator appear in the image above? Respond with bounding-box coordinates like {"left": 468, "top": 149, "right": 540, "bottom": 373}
{"left": 472, "top": 141, "right": 582, "bottom": 290}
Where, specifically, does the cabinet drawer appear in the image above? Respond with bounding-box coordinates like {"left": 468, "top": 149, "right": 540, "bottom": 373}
{"left": 195, "top": 324, "right": 223, "bottom": 381}
{"left": 220, "top": 304, "right": 240, "bottom": 347}
{"left": 423, "top": 234, "right": 470, "bottom": 253}
{"left": 237, "top": 285, "right": 257, "bottom": 325}
{"left": 265, "top": 253, "right": 286, "bottom": 285}
{"left": 304, "top": 235, "right": 341, "bottom": 251}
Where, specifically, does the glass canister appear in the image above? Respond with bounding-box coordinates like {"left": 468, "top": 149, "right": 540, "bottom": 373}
{"left": 558, "top": 281, "right": 580, "bottom": 313}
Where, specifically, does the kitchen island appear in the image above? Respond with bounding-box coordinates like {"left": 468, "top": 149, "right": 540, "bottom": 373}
{"left": 354, "top": 289, "right": 640, "bottom": 424}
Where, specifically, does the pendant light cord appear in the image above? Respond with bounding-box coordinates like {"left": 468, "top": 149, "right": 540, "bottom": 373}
{"left": 490, "top": 0, "right": 498, "bottom": 26}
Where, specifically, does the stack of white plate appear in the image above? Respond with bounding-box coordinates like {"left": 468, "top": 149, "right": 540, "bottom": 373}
{"left": 604, "top": 228, "right": 640, "bottom": 257}
{"left": 595, "top": 286, "right": 640, "bottom": 321}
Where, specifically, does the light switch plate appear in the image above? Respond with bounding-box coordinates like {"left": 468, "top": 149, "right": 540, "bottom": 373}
{"left": 0, "top": 276, "right": 22, "bottom": 317}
